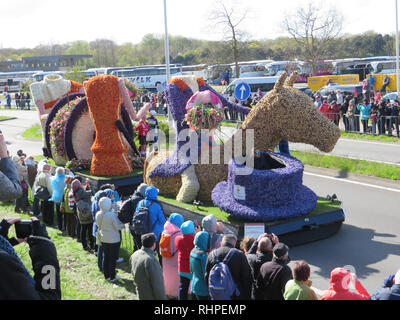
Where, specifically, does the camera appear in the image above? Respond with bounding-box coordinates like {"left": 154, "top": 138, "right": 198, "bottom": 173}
{"left": 15, "top": 220, "right": 33, "bottom": 239}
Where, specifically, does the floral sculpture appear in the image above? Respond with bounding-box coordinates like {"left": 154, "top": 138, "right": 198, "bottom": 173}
{"left": 184, "top": 90, "right": 224, "bottom": 133}
{"left": 48, "top": 97, "right": 82, "bottom": 166}
{"left": 144, "top": 73, "right": 341, "bottom": 222}
{"left": 85, "top": 75, "right": 133, "bottom": 177}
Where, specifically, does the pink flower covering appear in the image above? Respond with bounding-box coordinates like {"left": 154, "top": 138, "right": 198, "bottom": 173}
{"left": 185, "top": 90, "right": 222, "bottom": 111}
{"left": 162, "top": 221, "right": 182, "bottom": 298}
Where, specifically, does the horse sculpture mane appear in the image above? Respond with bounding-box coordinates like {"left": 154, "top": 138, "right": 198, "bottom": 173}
{"left": 144, "top": 72, "right": 341, "bottom": 203}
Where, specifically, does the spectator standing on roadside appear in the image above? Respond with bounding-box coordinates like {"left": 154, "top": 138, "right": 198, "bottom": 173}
{"left": 329, "top": 101, "right": 341, "bottom": 126}
{"left": 327, "top": 90, "right": 337, "bottom": 104}
{"left": 5, "top": 92, "right": 11, "bottom": 108}
{"left": 284, "top": 260, "right": 318, "bottom": 300}
{"left": 161, "top": 213, "right": 184, "bottom": 299}
{"left": 390, "top": 100, "right": 400, "bottom": 138}
{"left": 357, "top": 99, "right": 371, "bottom": 133}
{"left": 12, "top": 155, "right": 29, "bottom": 214}
{"left": 246, "top": 234, "right": 278, "bottom": 300}
{"left": 346, "top": 100, "right": 356, "bottom": 132}
{"left": 319, "top": 99, "right": 331, "bottom": 120}
{"left": 255, "top": 243, "right": 293, "bottom": 300}
{"left": 341, "top": 96, "right": 350, "bottom": 131}
{"left": 136, "top": 116, "right": 149, "bottom": 158}
{"left": 377, "top": 100, "right": 387, "bottom": 135}
{"left": 95, "top": 197, "right": 124, "bottom": 282}
{"left": 175, "top": 220, "right": 197, "bottom": 300}
{"left": 50, "top": 167, "right": 66, "bottom": 231}
{"left": 62, "top": 176, "right": 75, "bottom": 238}
{"left": 33, "top": 161, "right": 54, "bottom": 226}
{"left": 370, "top": 270, "right": 400, "bottom": 300}
{"left": 130, "top": 233, "right": 167, "bottom": 300}
{"left": 0, "top": 217, "right": 61, "bottom": 300}
{"left": 370, "top": 101, "right": 378, "bottom": 135}
{"left": 205, "top": 234, "right": 252, "bottom": 300}
{"left": 386, "top": 100, "right": 393, "bottom": 134}
{"left": 0, "top": 133, "right": 22, "bottom": 201}
{"left": 202, "top": 214, "right": 235, "bottom": 250}
{"left": 147, "top": 110, "right": 159, "bottom": 151}
{"left": 240, "top": 236, "right": 256, "bottom": 256}
{"left": 190, "top": 230, "right": 211, "bottom": 300}
{"left": 320, "top": 267, "right": 370, "bottom": 300}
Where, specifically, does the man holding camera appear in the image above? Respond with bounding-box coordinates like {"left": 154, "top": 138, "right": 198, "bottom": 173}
{"left": 0, "top": 217, "right": 61, "bottom": 299}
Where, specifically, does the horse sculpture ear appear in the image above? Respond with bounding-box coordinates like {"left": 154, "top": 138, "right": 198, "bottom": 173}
{"left": 274, "top": 72, "right": 288, "bottom": 91}
{"left": 285, "top": 71, "right": 299, "bottom": 88}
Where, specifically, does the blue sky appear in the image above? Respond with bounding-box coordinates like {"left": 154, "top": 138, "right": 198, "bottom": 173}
{"left": 1, "top": 0, "right": 397, "bottom": 48}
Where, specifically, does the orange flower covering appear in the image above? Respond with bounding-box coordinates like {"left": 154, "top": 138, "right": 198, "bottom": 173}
{"left": 44, "top": 80, "right": 83, "bottom": 110}
{"left": 168, "top": 78, "right": 188, "bottom": 91}
{"left": 85, "top": 75, "right": 133, "bottom": 177}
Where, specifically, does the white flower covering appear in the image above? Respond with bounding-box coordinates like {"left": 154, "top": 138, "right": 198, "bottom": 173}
{"left": 176, "top": 165, "right": 200, "bottom": 203}
{"left": 72, "top": 111, "right": 95, "bottom": 161}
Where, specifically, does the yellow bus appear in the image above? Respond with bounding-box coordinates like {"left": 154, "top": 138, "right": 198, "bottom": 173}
{"left": 308, "top": 74, "right": 360, "bottom": 91}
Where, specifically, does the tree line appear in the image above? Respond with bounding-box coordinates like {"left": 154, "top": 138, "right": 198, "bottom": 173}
{"left": 0, "top": 31, "right": 396, "bottom": 69}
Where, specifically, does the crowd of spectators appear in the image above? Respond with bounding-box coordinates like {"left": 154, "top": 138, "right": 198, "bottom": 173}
{"left": 2, "top": 92, "right": 31, "bottom": 110}
{"left": 313, "top": 88, "right": 400, "bottom": 138}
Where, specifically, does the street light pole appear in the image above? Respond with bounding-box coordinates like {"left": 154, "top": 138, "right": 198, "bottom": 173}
{"left": 396, "top": 0, "right": 400, "bottom": 95}
{"left": 163, "top": 0, "right": 171, "bottom": 83}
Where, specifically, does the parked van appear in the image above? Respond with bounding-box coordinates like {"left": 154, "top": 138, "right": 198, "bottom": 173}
{"left": 222, "top": 76, "right": 279, "bottom": 98}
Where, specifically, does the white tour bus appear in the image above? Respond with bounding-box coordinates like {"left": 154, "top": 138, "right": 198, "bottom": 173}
{"left": 112, "top": 66, "right": 183, "bottom": 91}
{"left": 0, "top": 71, "right": 40, "bottom": 92}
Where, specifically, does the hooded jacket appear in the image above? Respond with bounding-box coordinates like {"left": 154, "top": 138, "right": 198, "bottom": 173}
{"left": 92, "top": 189, "right": 114, "bottom": 237}
{"left": 320, "top": 268, "right": 370, "bottom": 300}
{"left": 162, "top": 213, "right": 184, "bottom": 298}
{"left": 95, "top": 197, "right": 125, "bottom": 244}
{"left": 174, "top": 220, "right": 195, "bottom": 279}
{"left": 202, "top": 214, "right": 234, "bottom": 250}
{"left": 136, "top": 186, "right": 166, "bottom": 241}
{"left": 190, "top": 231, "right": 210, "bottom": 297}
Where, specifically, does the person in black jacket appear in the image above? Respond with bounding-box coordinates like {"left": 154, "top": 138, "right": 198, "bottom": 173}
{"left": 246, "top": 234, "right": 279, "bottom": 299}
{"left": 117, "top": 183, "right": 148, "bottom": 251}
{"left": 370, "top": 271, "right": 400, "bottom": 300}
{"left": 205, "top": 234, "right": 252, "bottom": 300}
{"left": 0, "top": 217, "right": 61, "bottom": 300}
{"left": 377, "top": 100, "right": 387, "bottom": 135}
{"left": 255, "top": 242, "right": 293, "bottom": 300}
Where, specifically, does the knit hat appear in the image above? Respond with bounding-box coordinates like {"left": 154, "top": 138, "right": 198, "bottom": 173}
{"left": 169, "top": 213, "right": 184, "bottom": 229}
{"left": 273, "top": 243, "right": 289, "bottom": 259}
{"left": 136, "top": 183, "right": 149, "bottom": 197}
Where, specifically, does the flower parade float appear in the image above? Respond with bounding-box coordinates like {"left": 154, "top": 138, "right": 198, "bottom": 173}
{"left": 144, "top": 73, "right": 346, "bottom": 246}
{"left": 38, "top": 75, "right": 151, "bottom": 194}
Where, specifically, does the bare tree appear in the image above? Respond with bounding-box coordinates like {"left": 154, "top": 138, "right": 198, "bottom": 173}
{"left": 283, "top": 2, "right": 343, "bottom": 76}
{"left": 209, "top": 0, "right": 248, "bottom": 78}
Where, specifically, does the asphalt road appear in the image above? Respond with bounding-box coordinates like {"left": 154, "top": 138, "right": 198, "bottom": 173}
{"left": 0, "top": 109, "right": 42, "bottom": 157}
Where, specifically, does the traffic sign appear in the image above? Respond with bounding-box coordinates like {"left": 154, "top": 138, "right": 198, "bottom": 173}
{"left": 234, "top": 82, "right": 251, "bottom": 101}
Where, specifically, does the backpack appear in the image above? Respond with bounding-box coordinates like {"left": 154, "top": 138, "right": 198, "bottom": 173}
{"left": 159, "top": 230, "right": 180, "bottom": 258}
{"left": 118, "top": 197, "right": 135, "bottom": 224}
{"left": 77, "top": 200, "right": 93, "bottom": 225}
{"left": 208, "top": 248, "right": 240, "bottom": 300}
{"left": 131, "top": 200, "right": 153, "bottom": 236}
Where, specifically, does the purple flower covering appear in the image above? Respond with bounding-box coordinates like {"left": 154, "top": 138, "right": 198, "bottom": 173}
{"left": 151, "top": 80, "right": 251, "bottom": 178}
{"left": 211, "top": 153, "right": 318, "bottom": 222}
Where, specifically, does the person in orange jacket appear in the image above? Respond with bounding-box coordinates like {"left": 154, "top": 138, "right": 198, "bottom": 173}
{"left": 320, "top": 267, "right": 370, "bottom": 300}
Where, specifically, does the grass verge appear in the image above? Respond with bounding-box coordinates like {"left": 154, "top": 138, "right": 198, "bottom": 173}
{"left": 0, "top": 196, "right": 137, "bottom": 300}
{"left": 341, "top": 131, "right": 400, "bottom": 143}
{"left": 291, "top": 150, "right": 400, "bottom": 181}
{"left": 22, "top": 125, "right": 42, "bottom": 140}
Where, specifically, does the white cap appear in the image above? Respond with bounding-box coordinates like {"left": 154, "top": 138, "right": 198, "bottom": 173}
{"left": 150, "top": 110, "right": 157, "bottom": 116}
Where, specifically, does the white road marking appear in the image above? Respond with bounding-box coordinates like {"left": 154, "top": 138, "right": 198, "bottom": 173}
{"left": 340, "top": 138, "right": 400, "bottom": 148}
{"left": 304, "top": 172, "right": 400, "bottom": 193}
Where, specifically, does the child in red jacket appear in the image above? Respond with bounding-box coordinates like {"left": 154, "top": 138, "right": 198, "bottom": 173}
{"left": 174, "top": 220, "right": 199, "bottom": 300}
{"left": 135, "top": 116, "right": 149, "bottom": 158}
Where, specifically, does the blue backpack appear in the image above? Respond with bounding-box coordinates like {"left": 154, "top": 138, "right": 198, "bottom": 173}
{"left": 131, "top": 200, "right": 153, "bottom": 236}
{"left": 208, "top": 248, "right": 240, "bottom": 300}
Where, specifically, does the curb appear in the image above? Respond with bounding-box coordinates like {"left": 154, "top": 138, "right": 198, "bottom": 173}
{"left": 0, "top": 117, "right": 17, "bottom": 122}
